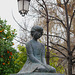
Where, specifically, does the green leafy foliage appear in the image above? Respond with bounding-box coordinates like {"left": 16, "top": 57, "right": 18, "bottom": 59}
{"left": 15, "top": 45, "right": 64, "bottom": 74}
{"left": 49, "top": 50, "right": 65, "bottom": 74}
{"left": 14, "top": 45, "right": 27, "bottom": 73}
{"left": 0, "top": 18, "right": 19, "bottom": 75}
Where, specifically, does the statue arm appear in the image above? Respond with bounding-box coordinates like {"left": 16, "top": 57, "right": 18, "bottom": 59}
{"left": 41, "top": 44, "right": 46, "bottom": 65}
{"left": 26, "top": 42, "right": 42, "bottom": 63}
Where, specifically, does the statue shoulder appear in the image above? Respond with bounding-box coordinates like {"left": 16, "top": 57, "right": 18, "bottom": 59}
{"left": 40, "top": 43, "right": 45, "bottom": 48}
{"left": 26, "top": 40, "right": 32, "bottom": 47}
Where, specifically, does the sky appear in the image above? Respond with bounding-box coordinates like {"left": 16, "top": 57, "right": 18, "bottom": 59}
{"left": 0, "top": 0, "right": 38, "bottom": 50}
{"left": 0, "top": 0, "right": 21, "bottom": 30}
{"left": 0, "top": 0, "right": 65, "bottom": 51}
{"left": 0, "top": 0, "right": 38, "bottom": 28}
{"left": 0, "top": 0, "right": 26, "bottom": 50}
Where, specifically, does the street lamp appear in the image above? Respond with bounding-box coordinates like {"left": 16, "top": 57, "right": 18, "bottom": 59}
{"left": 17, "top": 0, "right": 31, "bottom": 16}
{"left": 17, "top": 0, "right": 50, "bottom": 65}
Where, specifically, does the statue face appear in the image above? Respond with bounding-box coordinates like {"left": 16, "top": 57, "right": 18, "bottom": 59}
{"left": 33, "top": 30, "right": 42, "bottom": 40}
{"left": 31, "top": 25, "right": 43, "bottom": 40}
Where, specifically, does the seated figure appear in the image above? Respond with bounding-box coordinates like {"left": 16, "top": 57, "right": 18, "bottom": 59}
{"left": 18, "top": 25, "right": 56, "bottom": 73}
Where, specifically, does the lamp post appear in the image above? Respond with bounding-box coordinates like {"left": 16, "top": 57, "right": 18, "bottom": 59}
{"left": 17, "top": 0, "right": 50, "bottom": 64}
{"left": 17, "top": 0, "right": 31, "bottom": 16}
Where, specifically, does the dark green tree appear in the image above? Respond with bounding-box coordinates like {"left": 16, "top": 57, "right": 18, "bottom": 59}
{"left": 14, "top": 45, "right": 27, "bottom": 73}
{"left": 0, "top": 18, "right": 20, "bottom": 75}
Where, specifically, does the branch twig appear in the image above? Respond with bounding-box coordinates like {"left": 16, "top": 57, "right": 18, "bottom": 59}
{"left": 15, "top": 39, "right": 26, "bottom": 45}
{"left": 72, "top": 57, "right": 75, "bottom": 60}
{"left": 65, "top": 0, "right": 69, "bottom": 4}
{"left": 70, "top": 11, "right": 75, "bottom": 28}
{"left": 72, "top": 61, "right": 75, "bottom": 64}
{"left": 30, "top": 5, "right": 46, "bottom": 19}
{"left": 72, "top": 46, "right": 75, "bottom": 53}
{"left": 43, "top": 34, "right": 67, "bottom": 42}
{"left": 45, "top": 45, "right": 67, "bottom": 57}
{"left": 12, "top": 11, "right": 30, "bottom": 33}
{"left": 48, "top": 15, "right": 67, "bottom": 29}
{"left": 50, "top": 41, "right": 68, "bottom": 51}
{"left": 50, "top": 55, "right": 65, "bottom": 58}
{"left": 36, "top": 0, "right": 45, "bottom": 10}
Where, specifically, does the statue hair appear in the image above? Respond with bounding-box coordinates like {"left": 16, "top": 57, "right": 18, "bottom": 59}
{"left": 31, "top": 25, "right": 43, "bottom": 37}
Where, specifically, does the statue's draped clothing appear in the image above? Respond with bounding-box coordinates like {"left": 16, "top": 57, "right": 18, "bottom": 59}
{"left": 18, "top": 25, "right": 56, "bottom": 73}
{"left": 18, "top": 40, "right": 46, "bottom": 73}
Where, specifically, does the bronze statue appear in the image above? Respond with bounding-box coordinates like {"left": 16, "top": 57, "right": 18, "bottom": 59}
{"left": 18, "top": 25, "right": 56, "bottom": 73}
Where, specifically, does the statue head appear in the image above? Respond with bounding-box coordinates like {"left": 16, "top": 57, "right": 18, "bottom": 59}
{"left": 31, "top": 25, "right": 43, "bottom": 40}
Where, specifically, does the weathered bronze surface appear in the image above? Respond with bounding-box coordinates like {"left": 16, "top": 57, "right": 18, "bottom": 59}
{"left": 11, "top": 73, "right": 64, "bottom": 75}
{"left": 18, "top": 26, "right": 56, "bottom": 73}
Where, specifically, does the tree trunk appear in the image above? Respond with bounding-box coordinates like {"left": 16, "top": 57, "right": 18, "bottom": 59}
{"left": 67, "top": 30, "right": 72, "bottom": 75}
{"left": 68, "top": 57, "right": 72, "bottom": 75}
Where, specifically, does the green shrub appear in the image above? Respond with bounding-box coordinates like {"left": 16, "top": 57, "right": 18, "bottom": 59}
{"left": 0, "top": 18, "right": 20, "bottom": 75}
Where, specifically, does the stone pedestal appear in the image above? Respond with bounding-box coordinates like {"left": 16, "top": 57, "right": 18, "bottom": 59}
{"left": 10, "top": 72, "right": 64, "bottom": 75}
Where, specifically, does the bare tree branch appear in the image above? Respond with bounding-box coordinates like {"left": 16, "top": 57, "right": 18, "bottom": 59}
{"left": 72, "top": 46, "right": 75, "bottom": 53}
{"left": 72, "top": 61, "right": 75, "bottom": 64}
{"left": 39, "top": 0, "right": 66, "bottom": 29}
{"left": 50, "top": 41, "right": 68, "bottom": 51}
{"left": 70, "top": 10, "right": 75, "bottom": 28}
{"left": 72, "top": 57, "right": 75, "bottom": 60}
{"left": 50, "top": 55, "right": 65, "bottom": 58}
{"left": 65, "top": 0, "right": 69, "bottom": 4}
{"left": 36, "top": 0, "right": 45, "bottom": 10}
{"left": 15, "top": 39, "right": 26, "bottom": 45}
{"left": 48, "top": 15, "right": 67, "bottom": 29}
{"left": 16, "top": 36, "right": 27, "bottom": 42}
{"left": 31, "top": 2, "right": 66, "bottom": 29}
{"left": 45, "top": 45, "right": 67, "bottom": 57}
{"left": 12, "top": 11, "right": 30, "bottom": 33}
{"left": 41, "top": 0, "right": 48, "bottom": 13}
{"left": 63, "top": 0, "right": 69, "bottom": 28}
{"left": 43, "top": 34, "right": 67, "bottom": 42}
{"left": 39, "top": 10, "right": 66, "bottom": 29}
{"left": 56, "top": 59, "right": 65, "bottom": 67}
{"left": 36, "top": 0, "right": 49, "bottom": 20}
{"left": 30, "top": 5, "right": 46, "bottom": 19}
